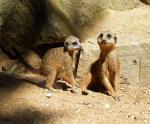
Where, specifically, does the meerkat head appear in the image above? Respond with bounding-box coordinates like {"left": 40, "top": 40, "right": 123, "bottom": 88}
{"left": 97, "top": 31, "right": 117, "bottom": 49}
{"left": 64, "top": 36, "right": 82, "bottom": 52}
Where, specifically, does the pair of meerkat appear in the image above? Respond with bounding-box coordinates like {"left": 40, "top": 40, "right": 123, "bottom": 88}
{"left": 13, "top": 36, "right": 82, "bottom": 93}
{"left": 30, "top": 32, "right": 120, "bottom": 100}
{"left": 5, "top": 32, "right": 121, "bottom": 100}
{"left": 80, "top": 31, "right": 121, "bottom": 101}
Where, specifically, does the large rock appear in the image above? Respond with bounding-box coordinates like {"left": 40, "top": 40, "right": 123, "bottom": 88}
{"left": 0, "top": 0, "right": 144, "bottom": 57}
{"left": 77, "top": 6, "right": 150, "bottom": 87}
{"left": 0, "top": 0, "right": 67, "bottom": 58}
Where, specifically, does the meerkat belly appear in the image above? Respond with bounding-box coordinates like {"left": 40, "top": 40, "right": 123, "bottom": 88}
{"left": 56, "top": 65, "right": 72, "bottom": 83}
{"left": 107, "top": 56, "right": 119, "bottom": 81}
{"left": 60, "top": 61, "right": 72, "bottom": 76}
{"left": 98, "top": 60, "right": 110, "bottom": 81}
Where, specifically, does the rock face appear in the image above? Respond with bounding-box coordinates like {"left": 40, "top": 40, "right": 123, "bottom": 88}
{"left": 0, "top": 0, "right": 68, "bottom": 58}
{"left": 0, "top": 0, "right": 150, "bottom": 86}
{"left": 77, "top": 6, "right": 150, "bottom": 87}
{"left": 0, "top": 0, "right": 143, "bottom": 52}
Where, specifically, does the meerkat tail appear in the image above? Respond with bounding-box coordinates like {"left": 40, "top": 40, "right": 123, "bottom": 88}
{"left": 12, "top": 48, "right": 40, "bottom": 73}
{"left": 80, "top": 73, "right": 92, "bottom": 90}
{"left": 14, "top": 73, "right": 46, "bottom": 82}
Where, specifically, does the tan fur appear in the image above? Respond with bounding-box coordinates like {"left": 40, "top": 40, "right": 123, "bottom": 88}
{"left": 16, "top": 36, "right": 82, "bottom": 92}
{"left": 39, "top": 47, "right": 78, "bottom": 91}
{"left": 80, "top": 31, "right": 120, "bottom": 100}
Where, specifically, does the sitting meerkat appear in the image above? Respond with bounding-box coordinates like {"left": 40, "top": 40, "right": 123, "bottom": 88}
{"left": 14, "top": 36, "right": 82, "bottom": 93}
{"left": 80, "top": 31, "right": 121, "bottom": 100}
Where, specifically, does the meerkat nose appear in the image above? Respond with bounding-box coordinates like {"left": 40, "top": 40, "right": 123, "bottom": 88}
{"left": 101, "top": 39, "right": 107, "bottom": 44}
{"left": 75, "top": 44, "right": 82, "bottom": 50}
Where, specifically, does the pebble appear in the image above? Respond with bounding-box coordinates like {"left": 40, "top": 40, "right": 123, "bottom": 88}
{"left": 128, "top": 115, "right": 137, "bottom": 120}
{"left": 132, "top": 58, "right": 138, "bottom": 65}
{"left": 45, "top": 89, "right": 53, "bottom": 98}
{"left": 104, "top": 103, "right": 110, "bottom": 109}
{"left": 120, "top": 87, "right": 124, "bottom": 90}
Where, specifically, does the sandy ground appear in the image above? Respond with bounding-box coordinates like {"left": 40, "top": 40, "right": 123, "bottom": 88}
{"left": 0, "top": 73, "right": 149, "bottom": 124}
{"left": 0, "top": 4, "right": 150, "bottom": 124}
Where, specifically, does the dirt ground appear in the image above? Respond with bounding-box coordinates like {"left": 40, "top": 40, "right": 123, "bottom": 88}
{"left": 0, "top": 4, "right": 150, "bottom": 124}
{"left": 0, "top": 72, "right": 149, "bottom": 124}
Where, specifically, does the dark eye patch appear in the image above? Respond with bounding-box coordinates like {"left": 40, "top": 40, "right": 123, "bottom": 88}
{"left": 72, "top": 42, "right": 78, "bottom": 45}
{"left": 99, "top": 33, "right": 103, "bottom": 38}
{"left": 64, "top": 42, "right": 69, "bottom": 46}
{"left": 64, "top": 42, "right": 69, "bottom": 51}
{"left": 107, "top": 34, "right": 112, "bottom": 39}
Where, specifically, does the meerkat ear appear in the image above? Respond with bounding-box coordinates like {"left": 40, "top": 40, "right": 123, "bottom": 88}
{"left": 64, "top": 42, "right": 68, "bottom": 51}
{"left": 114, "top": 36, "right": 117, "bottom": 43}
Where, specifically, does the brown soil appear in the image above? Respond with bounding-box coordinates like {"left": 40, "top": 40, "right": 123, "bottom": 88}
{"left": 0, "top": 72, "right": 149, "bottom": 124}
{"left": 0, "top": 1, "right": 150, "bottom": 124}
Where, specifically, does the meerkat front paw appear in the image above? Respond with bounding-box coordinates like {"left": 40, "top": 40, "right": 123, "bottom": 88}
{"left": 82, "top": 89, "right": 89, "bottom": 95}
{"left": 106, "top": 91, "right": 122, "bottom": 101}
{"left": 71, "top": 87, "right": 79, "bottom": 94}
{"left": 67, "top": 86, "right": 79, "bottom": 94}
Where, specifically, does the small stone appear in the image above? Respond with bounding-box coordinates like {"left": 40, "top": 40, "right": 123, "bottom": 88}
{"left": 44, "top": 103, "right": 49, "bottom": 107}
{"left": 134, "top": 99, "right": 140, "bottom": 105}
{"left": 120, "top": 87, "right": 124, "bottom": 90}
{"left": 45, "top": 92, "right": 53, "bottom": 98}
{"left": 128, "top": 115, "right": 137, "bottom": 120}
{"left": 132, "top": 58, "right": 138, "bottom": 65}
{"left": 45, "top": 90, "right": 53, "bottom": 98}
{"left": 104, "top": 103, "right": 110, "bottom": 109}
{"left": 83, "top": 102, "right": 90, "bottom": 105}
{"left": 76, "top": 108, "right": 80, "bottom": 113}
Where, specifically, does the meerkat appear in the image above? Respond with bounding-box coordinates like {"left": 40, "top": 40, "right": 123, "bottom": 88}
{"left": 13, "top": 36, "right": 82, "bottom": 92}
{"left": 80, "top": 31, "right": 120, "bottom": 100}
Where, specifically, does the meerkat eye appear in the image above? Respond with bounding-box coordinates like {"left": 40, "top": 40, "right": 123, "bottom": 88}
{"left": 72, "top": 42, "right": 78, "bottom": 45}
{"left": 64, "top": 42, "right": 69, "bottom": 51}
{"left": 107, "top": 34, "right": 112, "bottom": 39}
{"left": 64, "top": 42, "right": 69, "bottom": 47}
{"left": 65, "top": 42, "right": 69, "bottom": 46}
{"left": 99, "top": 33, "right": 103, "bottom": 38}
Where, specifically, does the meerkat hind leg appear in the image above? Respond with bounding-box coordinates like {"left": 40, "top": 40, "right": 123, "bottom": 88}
{"left": 80, "top": 73, "right": 92, "bottom": 95}
{"left": 112, "top": 74, "right": 120, "bottom": 92}
{"left": 69, "top": 74, "right": 79, "bottom": 94}
{"left": 111, "top": 74, "right": 122, "bottom": 101}
{"left": 57, "top": 73, "right": 78, "bottom": 93}
{"left": 67, "top": 78, "right": 79, "bottom": 94}
{"left": 65, "top": 70, "right": 79, "bottom": 93}
{"left": 46, "top": 70, "right": 57, "bottom": 93}
{"left": 101, "top": 76, "right": 120, "bottom": 101}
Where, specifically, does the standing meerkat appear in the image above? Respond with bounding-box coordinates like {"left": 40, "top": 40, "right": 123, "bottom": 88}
{"left": 14, "top": 36, "right": 82, "bottom": 93}
{"left": 80, "top": 31, "right": 121, "bottom": 100}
